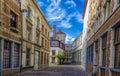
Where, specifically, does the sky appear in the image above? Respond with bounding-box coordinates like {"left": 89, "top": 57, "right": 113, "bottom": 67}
{"left": 36, "top": 0, "right": 84, "bottom": 44}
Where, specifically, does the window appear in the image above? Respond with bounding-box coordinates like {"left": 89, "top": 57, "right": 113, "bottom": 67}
{"left": 45, "top": 40, "right": 46, "bottom": 49}
{"left": 47, "top": 54, "right": 49, "bottom": 64}
{"left": 27, "top": 7, "right": 31, "bottom": 18}
{"left": 44, "top": 53, "right": 46, "bottom": 64}
{"left": 95, "top": 40, "right": 99, "bottom": 65}
{"left": 52, "top": 50, "right": 55, "bottom": 56}
{"left": 36, "top": 32, "right": 39, "bottom": 44}
{"left": 26, "top": 48, "right": 30, "bottom": 66}
{"left": 48, "top": 42, "right": 49, "bottom": 50}
{"left": 41, "top": 52, "right": 43, "bottom": 64}
{"left": 37, "top": 18, "right": 39, "bottom": 27}
{"left": 3, "top": 40, "right": 11, "bottom": 69}
{"left": 100, "top": 68, "right": 105, "bottom": 76}
{"left": 41, "top": 37, "right": 44, "bottom": 47}
{"left": 48, "top": 32, "right": 49, "bottom": 37}
{"left": 102, "top": 33, "right": 107, "bottom": 66}
{"left": 45, "top": 29, "right": 47, "bottom": 36}
{"left": 114, "top": 25, "right": 120, "bottom": 68}
{"left": 27, "top": 26, "right": 32, "bottom": 41}
{"left": 14, "top": 43, "right": 19, "bottom": 67}
{"left": 52, "top": 57, "right": 55, "bottom": 63}
{"left": 42, "top": 25, "right": 44, "bottom": 33}
{"left": 10, "top": 11, "right": 17, "bottom": 28}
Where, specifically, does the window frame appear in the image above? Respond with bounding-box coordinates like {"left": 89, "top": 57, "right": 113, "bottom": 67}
{"left": 3, "top": 40, "right": 11, "bottom": 69}
{"left": 10, "top": 10, "right": 17, "bottom": 28}
{"left": 102, "top": 33, "right": 107, "bottom": 67}
{"left": 114, "top": 25, "right": 120, "bottom": 68}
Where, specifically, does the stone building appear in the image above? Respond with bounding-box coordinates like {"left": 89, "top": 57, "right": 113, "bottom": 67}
{"left": 72, "top": 32, "right": 82, "bottom": 64}
{"left": 0, "top": 0, "right": 22, "bottom": 75}
{"left": 64, "top": 44, "right": 72, "bottom": 63}
{"left": 21, "top": 0, "right": 51, "bottom": 71}
{"left": 83, "top": 0, "right": 120, "bottom": 76}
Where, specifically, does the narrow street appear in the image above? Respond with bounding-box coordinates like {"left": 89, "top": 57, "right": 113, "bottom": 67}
{"left": 13, "top": 65, "right": 90, "bottom": 76}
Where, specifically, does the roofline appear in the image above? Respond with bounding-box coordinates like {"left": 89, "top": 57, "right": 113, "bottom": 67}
{"left": 72, "top": 32, "right": 83, "bottom": 44}
{"left": 82, "top": 0, "right": 88, "bottom": 19}
{"left": 33, "top": 0, "right": 52, "bottom": 29}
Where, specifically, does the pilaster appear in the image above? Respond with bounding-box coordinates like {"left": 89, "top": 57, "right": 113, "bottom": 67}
{"left": 0, "top": 39, "right": 4, "bottom": 76}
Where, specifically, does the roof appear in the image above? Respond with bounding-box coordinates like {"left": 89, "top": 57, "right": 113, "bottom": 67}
{"left": 56, "top": 30, "right": 66, "bottom": 34}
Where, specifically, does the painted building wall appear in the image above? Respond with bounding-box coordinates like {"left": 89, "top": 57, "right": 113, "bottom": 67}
{"left": 50, "top": 47, "right": 64, "bottom": 65}
{"left": 72, "top": 33, "right": 82, "bottom": 64}
{"left": 81, "top": 0, "right": 90, "bottom": 70}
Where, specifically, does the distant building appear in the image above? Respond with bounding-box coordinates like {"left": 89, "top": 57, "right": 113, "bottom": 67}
{"left": 49, "top": 25, "right": 66, "bottom": 65}
{"left": 72, "top": 32, "right": 82, "bottom": 64}
{"left": 50, "top": 39, "right": 65, "bottom": 64}
{"left": 64, "top": 44, "right": 72, "bottom": 63}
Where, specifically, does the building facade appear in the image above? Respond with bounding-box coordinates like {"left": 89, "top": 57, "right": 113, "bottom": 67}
{"left": 64, "top": 44, "right": 72, "bottom": 63}
{"left": 72, "top": 32, "right": 82, "bottom": 64}
{"left": 81, "top": 0, "right": 90, "bottom": 70}
{"left": 0, "top": 0, "right": 22, "bottom": 75}
{"left": 21, "top": 0, "right": 51, "bottom": 71}
{"left": 83, "top": 0, "right": 120, "bottom": 76}
{"left": 50, "top": 40, "right": 65, "bottom": 65}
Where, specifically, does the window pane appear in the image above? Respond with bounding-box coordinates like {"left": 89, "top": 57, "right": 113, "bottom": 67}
{"left": 14, "top": 43, "right": 19, "bottom": 67}
{"left": 26, "top": 48, "right": 30, "bottom": 66}
{"left": 114, "top": 25, "right": 120, "bottom": 68}
{"left": 10, "top": 11, "right": 17, "bottom": 28}
{"left": 3, "top": 41, "right": 11, "bottom": 69}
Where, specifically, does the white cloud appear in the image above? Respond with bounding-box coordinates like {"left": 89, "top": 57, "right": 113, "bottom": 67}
{"left": 75, "top": 13, "right": 84, "bottom": 23}
{"left": 66, "top": 34, "right": 75, "bottom": 44}
{"left": 37, "top": 0, "right": 83, "bottom": 29}
{"left": 65, "top": 0, "right": 76, "bottom": 8}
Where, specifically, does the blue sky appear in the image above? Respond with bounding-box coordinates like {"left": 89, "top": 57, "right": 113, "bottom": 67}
{"left": 36, "top": 0, "right": 84, "bottom": 44}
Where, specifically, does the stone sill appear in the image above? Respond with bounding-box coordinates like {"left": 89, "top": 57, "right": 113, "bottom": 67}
{"left": 10, "top": 27, "right": 19, "bottom": 33}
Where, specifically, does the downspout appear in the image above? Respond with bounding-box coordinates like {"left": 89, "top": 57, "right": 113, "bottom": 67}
{"left": 19, "top": 0, "right": 23, "bottom": 72}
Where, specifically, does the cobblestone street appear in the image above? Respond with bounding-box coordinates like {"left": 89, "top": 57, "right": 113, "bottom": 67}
{"left": 12, "top": 65, "right": 90, "bottom": 76}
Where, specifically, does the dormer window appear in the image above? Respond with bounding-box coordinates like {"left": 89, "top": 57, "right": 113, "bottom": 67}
{"left": 10, "top": 11, "right": 17, "bottom": 28}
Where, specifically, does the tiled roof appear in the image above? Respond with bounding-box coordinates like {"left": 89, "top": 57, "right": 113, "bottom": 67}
{"left": 56, "top": 30, "right": 65, "bottom": 34}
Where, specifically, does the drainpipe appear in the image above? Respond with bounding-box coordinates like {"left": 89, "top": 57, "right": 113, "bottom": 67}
{"left": 19, "top": 0, "right": 22, "bottom": 72}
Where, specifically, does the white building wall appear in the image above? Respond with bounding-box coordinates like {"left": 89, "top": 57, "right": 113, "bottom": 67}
{"left": 81, "top": 0, "right": 90, "bottom": 70}
{"left": 50, "top": 47, "right": 64, "bottom": 65}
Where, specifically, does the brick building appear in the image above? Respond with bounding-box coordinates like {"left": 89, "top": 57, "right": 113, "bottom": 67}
{"left": 83, "top": 0, "right": 120, "bottom": 76}
{"left": 0, "top": 0, "right": 22, "bottom": 75}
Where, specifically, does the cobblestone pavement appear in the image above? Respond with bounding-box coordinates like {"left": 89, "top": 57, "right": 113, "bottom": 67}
{"left": 12, "top": 65, "right": 91, "bottom": 76}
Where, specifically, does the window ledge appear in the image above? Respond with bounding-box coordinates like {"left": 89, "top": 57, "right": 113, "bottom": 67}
{"left": 110, "top": 68, "right": 120, "bottom": 72}
{"left": 10, "top": 27, "right": 19, "bottom": 33}
{"left": 26, "top": 17, "right": 32, "bottom": 23}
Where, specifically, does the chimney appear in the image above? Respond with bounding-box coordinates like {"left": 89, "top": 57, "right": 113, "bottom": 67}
{"left": 53, "top": 25, "right": 56, "bottom": 40}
